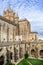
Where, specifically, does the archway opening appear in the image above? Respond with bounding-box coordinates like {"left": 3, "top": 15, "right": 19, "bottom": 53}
{"left": 31, "top": 49, "right": 36, "bottom": 57}
{"left": 0, "top": 55, "right": 4, "bottom": 65}
{"left": 40, "top": 50, "right": 43, "bottom": 58}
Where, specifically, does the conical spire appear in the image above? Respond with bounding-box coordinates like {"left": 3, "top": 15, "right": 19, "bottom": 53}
{"left": 7, "top": 6, "right": 13, "bottom": 12}
{"left": 3, "top": 6, "right": 19, "bottom": 22}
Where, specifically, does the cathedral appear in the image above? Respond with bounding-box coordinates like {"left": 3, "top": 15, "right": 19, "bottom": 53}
{"left": 0, "top": 6, "right": 43, "bottom": 64}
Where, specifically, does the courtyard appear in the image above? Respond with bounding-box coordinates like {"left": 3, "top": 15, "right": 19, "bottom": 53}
{"left": 17, "top": 58, "right": 43, "bottom": 65}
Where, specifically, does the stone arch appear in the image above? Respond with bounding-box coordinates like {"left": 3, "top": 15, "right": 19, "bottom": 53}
{"left": 0, "top": 55, "right": 4, "bottom": 65}
{"left": 40, "top": 50, "right": 43, "bottom": 58}
{"left": 31, "top": 49, "right": 36, "bottom": 57}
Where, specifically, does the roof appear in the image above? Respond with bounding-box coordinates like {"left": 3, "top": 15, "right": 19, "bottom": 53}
{"left": 18, "top": 18, "right": 30, "bottom": 23}
{"left": 0, "top": 16, "right": 17, "bottom": 26}
{"left": 30, "top": 32, "right": 38, "bottom": 34}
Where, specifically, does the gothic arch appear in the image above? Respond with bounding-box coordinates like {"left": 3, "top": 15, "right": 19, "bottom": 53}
{"left": 31, "top": 49, "right": 36, "bottom": 57}
{"left": 40, "top": 50, "right": 43, "bottom": 58}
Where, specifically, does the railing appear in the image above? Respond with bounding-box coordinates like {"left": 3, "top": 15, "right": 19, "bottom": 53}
{"left": 0, "top": 41, "right": 43, "bottom": 47}
{"left": 0, "top": 41, "right": 15, "bottom": 47}
{"left": 0, "top": 41, "right": 22, "bottom": 47}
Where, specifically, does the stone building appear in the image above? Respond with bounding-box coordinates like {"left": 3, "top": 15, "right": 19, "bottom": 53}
{"left": 0, "top": 6, "right": 43, "bottom": 64}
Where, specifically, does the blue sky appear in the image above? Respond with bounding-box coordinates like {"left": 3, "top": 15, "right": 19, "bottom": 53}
{"left": 0, "top": 0, "right": 43, "bottom": 38}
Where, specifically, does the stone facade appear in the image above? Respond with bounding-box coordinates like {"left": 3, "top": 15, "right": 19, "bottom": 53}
{"left": 0, "top": 7, "right": 43, "bottom": 64}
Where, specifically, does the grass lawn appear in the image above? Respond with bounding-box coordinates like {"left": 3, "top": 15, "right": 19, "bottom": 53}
{"left": 17, "top": 58, "right": 43, "bottom": 65}
{"left": 27, "top": 58, "right": 43, "bottom": 65}
{"left": 17, "top": 59, "right": 30, "bottom": 65}
{"left": 5, "top": 62, "right": 15, "bottom": 65}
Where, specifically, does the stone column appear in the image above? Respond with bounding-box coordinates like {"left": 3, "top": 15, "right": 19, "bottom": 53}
{"left": 16, "top": 43, "right": 20, "bottom": 60}
{"left": 38, "top": 49, "right": 40, "bottom": 58}
{"left": 12, "top": 45, "right": 15, "bottom": 63}
{"left": 13, "top": 27, "right": 14, "bottom": 42}
{"left": 19, "top": 44, "right": 23, "bottom": 59}
{"left": 29, "top": 43, "right": 31, "bottom": 57}
{"left": 7, "top": 26, "right": 9, "bottom": 42}
{"left": 25, "top": 43, "right": 26, "bottom": 53}
{"left": 4, "top": 47, "right": 6, "bottom": 64}
{"left": 0, "top": 24, "right": 1, "bottom": 43}
{"left": 2, "top": 24, "right": 6, "bottom": 42}
{"left": 14, "top": 44, "right": 18, "bottom": 62}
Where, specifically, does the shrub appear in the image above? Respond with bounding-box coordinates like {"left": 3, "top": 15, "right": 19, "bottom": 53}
{"left": 24, "top": 52, "right": 28, "bottom": 59}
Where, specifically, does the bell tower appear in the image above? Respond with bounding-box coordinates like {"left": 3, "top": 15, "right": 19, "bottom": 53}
{"left": 3, "top": 6, "right": 19, "bottom": 24}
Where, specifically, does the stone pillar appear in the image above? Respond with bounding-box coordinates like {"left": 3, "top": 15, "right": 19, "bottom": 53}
{"left": 7, "top": 26, "right": 9, "bottom": 42}
{"left": 16, "top": 44, "right": 20, "bottom": 60}
{"left": 2, "top": 24, "right": 6, "bottom": 42}
{"left": 38, "top": 50, "right": 40, "bottom": 58}
{"left": 25, "top": 43, "right": 26, "bottom": 53}
{"left": 14, "top": 44, "right": 16, "bottom": 62}
{"left": 13, "top": 28, "right": 14, "bottom": 42}
{"left": 12, "top": 45, "right": 15, "bottom": 63}
{"left": 19, "top": 44, "right": 23, "bottom": 59}
{"left": 18, "top": 44, "right": 20, "bottom": 59}
{"left": 4, "top": 47, "right": 7, "bottom": 64}
{"left": 14, "top": 44, "right": 18, "bottom": 62}
{"left": 17, "top": 44, "right": 20, "bottom": 61}
{"left": 29, "top": 43, "right": 31, "bottom": 57}
{"left": 0, "top": 24, "right": 1, "bottom": 43}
